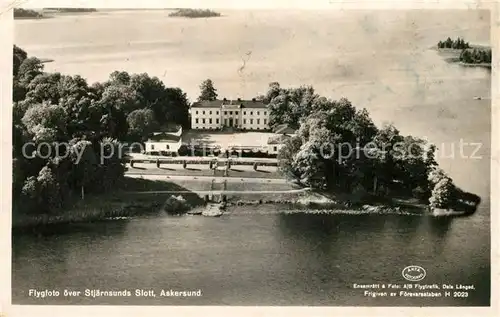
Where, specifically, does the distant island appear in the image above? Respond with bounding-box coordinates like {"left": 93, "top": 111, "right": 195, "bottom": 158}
{"left": 14, "top": 8, "right": 98, "bottom": 19}
{"left": 437, "top": 37, "right": 470, "bottom": 50}
{"left": 43, "top": 8, "right": 97, "bottom": 12}
{"left": 168, "top": 9, "right": 221, "bottom": 18}
{"left": 436, "top": 37, "right": 491, "bottom": 69}
{"left": 13, "top": 8, "right": 44, "bottom": 19}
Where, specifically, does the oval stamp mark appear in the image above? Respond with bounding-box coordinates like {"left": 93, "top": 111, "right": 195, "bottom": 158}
{"left": 402, "top": 266, "right": 427, "bottom": 282}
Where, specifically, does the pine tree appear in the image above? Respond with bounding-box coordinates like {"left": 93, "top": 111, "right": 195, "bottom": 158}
{"left": 198, "top": 79, "right": 218, "bottom": 102}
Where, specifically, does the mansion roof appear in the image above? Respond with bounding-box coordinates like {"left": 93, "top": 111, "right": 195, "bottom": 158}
{"left": 191, "top": 99, "right": 268, "bottom": 109}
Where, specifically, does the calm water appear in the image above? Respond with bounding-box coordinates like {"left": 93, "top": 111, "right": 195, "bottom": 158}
{"left": 13, "top": 10, "right": 491, "bottom": 305}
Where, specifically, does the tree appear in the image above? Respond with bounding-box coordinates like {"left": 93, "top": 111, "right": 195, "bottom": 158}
{"left": 13, "top": 45, "right": 28, "bottom": 77}
{"left": 96, "top": 102, "right": 129, "bottom": 140}
{"left": 17, "top": 57, "right": 44, "bottom": 86}
{"left": 277, "top": 135, "right": 303, "bottom": 179}
{"left": 36, "top": 166, "right": 62, "bottom": 212}
{"left": 264, "top": 82, "right": 281, "bottom": 103}
{"left": 100, "top": 84, "right": 141, "bottom": 114}
{"left": 94, "top": 137, "right": 125, "bottom": 192}
{"left": 198, "top": 79, "right": 218, "bottom": 101}
{"left": 69, "top": 140, "right": 97, "bottom": 200}
{"left": 153, "top": 87, "right": 190, "bottom": 128}
{"left": 22, "top": 102, "right": 68, "bottom": 142}
{"left": 429, "top": 176, "right": 456, "bottom": 209}
{"left": 291, "top": 141, "right": 327, "bottom": 189}
{"left": 126, "top": 108, "right": 158, "bottom": 141}
{"left": 109, "top": 70, "right": 131, "bottom": 85}
{"left": 267, "top": 85, "right": 318, "bottom": 129}
{"left": 21, "top": 176, "right": 39, "bottom": 201}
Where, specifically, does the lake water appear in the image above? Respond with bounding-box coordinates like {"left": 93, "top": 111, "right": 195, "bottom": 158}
{"left": 13, "top": 10, "right": 491, "bottom": 305}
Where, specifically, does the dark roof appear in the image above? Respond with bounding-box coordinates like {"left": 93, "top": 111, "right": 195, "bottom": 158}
{"left": 191, "top": 99, "right": 268, "bottom": 109}
{"left": 157, "top": 124, "right": 181, "bottom": 133}
{"left": 267, "top": 134, "right": 291, "bottom": 145}
{"left": 273, "top": 124, "right": 296, "bottom": 135}
{"left": 147, "top": 132, "right": 181, "bottom": 142}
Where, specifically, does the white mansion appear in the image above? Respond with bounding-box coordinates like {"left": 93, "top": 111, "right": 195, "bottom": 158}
{"left": 190, "top": 98, "right": 270, "bottom": 130}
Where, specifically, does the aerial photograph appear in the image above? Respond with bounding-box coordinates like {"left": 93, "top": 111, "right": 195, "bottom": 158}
{"left": 12, "top": 8, "right": 491, "bottom": 306}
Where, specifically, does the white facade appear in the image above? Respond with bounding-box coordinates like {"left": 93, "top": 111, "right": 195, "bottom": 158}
{"left": 239, "top": 108, "right": 269, "bottom": 130}
{"left": 144, "top": 127, "right": 183, "bottom": 153}
{"left": 267, "top": 144, "right": 283, "bottom": 155}
{"left": 145, "top": 140, "right": 181, "bottom": 153}
{"left": 266, "top": 132, "right": 296, "bottom": 155}
{"left": 191, "top": 107, "right": 222, "bottom": 130}
{"left": 191, "top": 99, "right": 270, "bottom": 130}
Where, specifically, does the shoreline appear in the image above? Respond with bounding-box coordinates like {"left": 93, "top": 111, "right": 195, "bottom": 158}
{"left": 13, "top": 176, "right": 474, "bottom": 231}
{"left": 13, "top": 16, "right": 52, "bottom": 20}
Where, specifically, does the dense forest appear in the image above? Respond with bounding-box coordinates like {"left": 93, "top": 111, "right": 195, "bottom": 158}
{"left": 459, "top": 48, "right": 492, "bottom": 64}
{"left": 13, "top": 8, "right": 43, "bottom": 19}
{"left": 261, "top": 82, "right": 470, "bottom": 211}
{"left": 437, "top": 37, "right": 470, "bottom": 49}
{"left": 13, "top": 45, "right": 190, "bottom": 215}
{"left": 43, "top": 8, "right": 97, "bottom": 12}
{"left": 168, "top": 9, "right": 221, "bottom": 18}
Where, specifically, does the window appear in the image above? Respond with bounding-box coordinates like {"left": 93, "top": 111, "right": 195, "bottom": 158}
{"left": 243, "top": 119, "right": 246, "bottom": 124}
{"left": 250, "top": 111, "right": 253, "bottom": 115}
{"left": 235, "top": 119, "right": 238, "bottom": 125}
{"left": 250, "top": 119, "right": 253, "bottom": 124}
{"left": 196, "top": 111, "right": 198, "bottom": 115}
{"left": 209, "top": 111, "right": 212, "bottom": 115}
{"left": 264, "top": 111, "right": 267, "bottom": 115}
{"left": 166, "top": 144, "right": 170, "bottom": 150}
{"left": 264, "top": 119, "right": 267, "bottom": 125}
{"left": 257, "top": 119, "right": 260, "bottom": 124}
{"left": 195, "top": 118, "right": 199, "bottom": 124}
{"left": 216, "top": 118, "right": 219, "bottom": 124}
{"left": 235, "top": 111, "right": 238, "bottom": 115}
{"left": 203, "top": 111, "right": 205, "bottom": 115}
{"left": 151, "top": 144, "right": 155, "bottom": 150}
{"left": 274, "top": 146, "right": 278, "bottom": 152}
{"left": 244, "top": 111, "right": 246, "bottom": 115}
{"left": 257, "top": 111, "right": 260, "bottom": 115}
{"left": 224, "top": 111, "right": 227, "bottom": 115}
{"left": 224, "top": 119, "right": 228, "bottom": 125}
{"left": 216, "top": 111, "right": 219, "bottom": 115}
{"left": 202, "top": 118, "right": 206, "bottom": 124}
{"left": 229, "top": 111, "right": 233, "bottom": 115}
{"left": 209, "top": 118, "right": 212, "bottom": 124}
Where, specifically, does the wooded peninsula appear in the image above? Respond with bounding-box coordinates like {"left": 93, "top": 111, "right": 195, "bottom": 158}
{"left": 168, "top": 9, "right": 221, "bottom": 18}
{"left": 12, "top": 44, "right": 480, "bottom": 228}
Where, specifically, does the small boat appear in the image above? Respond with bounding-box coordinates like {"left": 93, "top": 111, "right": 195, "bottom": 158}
{"left": 473, "top": 96, "right": 482, "bottom": 100}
